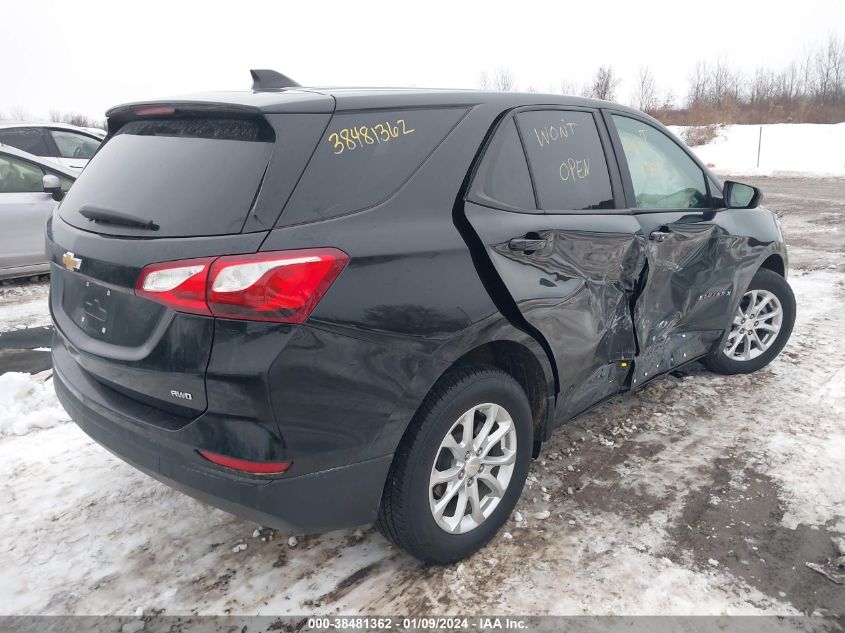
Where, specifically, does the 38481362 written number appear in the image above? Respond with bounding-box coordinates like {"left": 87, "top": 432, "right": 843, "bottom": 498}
{"left": 328, "top": 119, "right": 415, "bottom": 155}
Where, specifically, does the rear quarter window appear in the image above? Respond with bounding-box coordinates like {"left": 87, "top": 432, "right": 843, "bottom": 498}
{"left": 468, "top": 118, "right": 536, "bottom": 211}
{"left": 280, "top": 108, "right": 468, "bottom": 225}
{"left": 516, "top": 110, "right": 614, "bottom": 212}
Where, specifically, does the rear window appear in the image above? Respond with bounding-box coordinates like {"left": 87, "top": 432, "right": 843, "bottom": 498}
{"left": 280, "top": 108, "right": 467, "bottom": 225}
{"left": 515, "top": 110, "right": 614, "bottom": 212}
{"left": 0, "top": 128, "right": 52, "bottom": 156}
{"left": 58, "top": 118, "right": 273, "bottom": 237}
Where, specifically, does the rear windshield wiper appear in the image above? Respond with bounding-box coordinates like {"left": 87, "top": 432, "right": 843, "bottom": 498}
{"left": 79, "top": 206, "right": 160, "bottom": 231}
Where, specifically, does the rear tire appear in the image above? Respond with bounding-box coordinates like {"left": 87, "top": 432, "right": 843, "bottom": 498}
{"left": 703, "top": 268, "right": 795, "bottom": 375}
{"left": 376, "top": 366, "right": 532, "bottom": 564}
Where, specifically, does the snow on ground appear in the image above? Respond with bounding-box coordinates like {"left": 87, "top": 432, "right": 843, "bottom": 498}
{"left": 0, "top": 178, "right": 843, "bottom": 617}
{"left": 0, "top": 370, "right": 68, "bottom": 436}
{"left": 0, "top": 276, "right": 51, "bottom": 331}
{"left": 671, "top": 123, "right": 845, "bottom": 177}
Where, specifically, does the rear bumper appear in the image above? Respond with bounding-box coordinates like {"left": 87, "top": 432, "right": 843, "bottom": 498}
{"left": 53, "top": 342, "right": 393, "bottom": 533}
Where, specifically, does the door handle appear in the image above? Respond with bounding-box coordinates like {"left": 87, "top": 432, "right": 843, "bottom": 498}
{"left": 649, "top": 230, "right": 672, "bottom": 242}
{"left": 508, "top": 237, "right": 550, "bottom": 252}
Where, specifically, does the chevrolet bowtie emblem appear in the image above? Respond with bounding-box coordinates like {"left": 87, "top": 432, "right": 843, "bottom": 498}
{"left": 62, "top": 251, "right": 82, "bottom": 271}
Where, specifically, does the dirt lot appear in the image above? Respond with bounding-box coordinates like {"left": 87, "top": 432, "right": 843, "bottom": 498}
{"left": 0, "top": 177, "right": 843, "bottom": 617}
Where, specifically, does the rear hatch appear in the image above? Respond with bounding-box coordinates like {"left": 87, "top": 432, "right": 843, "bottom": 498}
{"left": 49, "top": 101, "right": 332, "bottom": 421}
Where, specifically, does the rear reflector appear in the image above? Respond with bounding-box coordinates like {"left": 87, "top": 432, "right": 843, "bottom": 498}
{"left": 197, "top": 450, "right": 292, "bottom": 475}
{"left": 135, "top": 248, "right": 348, "bottom": 323}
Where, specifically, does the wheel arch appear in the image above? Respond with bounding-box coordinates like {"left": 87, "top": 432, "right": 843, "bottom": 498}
{"left": 759, "top": 253, "right": 786, "bottom": 277}
{"left": 405, "top": 337, "right": 554, "bottom": 458}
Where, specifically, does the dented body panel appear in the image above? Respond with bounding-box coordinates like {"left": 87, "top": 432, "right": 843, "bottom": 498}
{"left": 462, "top": 106, "right": 787, "bottom": 427}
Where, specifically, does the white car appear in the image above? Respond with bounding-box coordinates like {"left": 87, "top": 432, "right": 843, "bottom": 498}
{"left": 0, "top": 144, "right": 76, "bottom": 279}
{"left": 0, "top": 121, "right": 103, "bottom": 173}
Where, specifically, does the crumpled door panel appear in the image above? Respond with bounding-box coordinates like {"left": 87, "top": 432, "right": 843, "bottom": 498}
{"left": 465, "top": 203, "right": 647, "bottom": 416}
{"left": 632, "top": 212, "right": 775, "bottom": 385}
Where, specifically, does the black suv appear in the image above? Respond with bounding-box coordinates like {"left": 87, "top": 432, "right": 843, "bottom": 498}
{"left": 49, "top": 70, "right": 795, "bottom": 564}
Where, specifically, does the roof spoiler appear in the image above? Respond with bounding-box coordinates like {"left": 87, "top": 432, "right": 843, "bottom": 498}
{"left": 250, "top": 69, "right": 301, "bottom": 91}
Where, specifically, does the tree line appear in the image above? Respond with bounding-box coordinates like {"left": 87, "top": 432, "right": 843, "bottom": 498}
{"left": 0, "top": 106, "right": 106, "bottom": 130}
{"left": 479, "top": 33, "right": 845, "bottom": 125}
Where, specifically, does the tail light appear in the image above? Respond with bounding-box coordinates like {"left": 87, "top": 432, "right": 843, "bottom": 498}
{"left": 136, "top": 248, "right": 348, "bottom": 323}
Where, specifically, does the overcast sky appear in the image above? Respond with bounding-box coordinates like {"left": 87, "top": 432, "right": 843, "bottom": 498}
{"left": 2, "top": 0, "right": 844, "bottom": 121}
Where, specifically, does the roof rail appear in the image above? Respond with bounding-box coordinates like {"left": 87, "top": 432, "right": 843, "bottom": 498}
{"left": 250, "top": 69, "right": 301, "bottom": 91}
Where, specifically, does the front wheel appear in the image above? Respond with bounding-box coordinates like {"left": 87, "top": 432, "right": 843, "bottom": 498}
{"left": 376, "top": 366, "right": 532, "bottom": 564}
{"left": 704, "top": 268, "right": 796, "bottom": 375}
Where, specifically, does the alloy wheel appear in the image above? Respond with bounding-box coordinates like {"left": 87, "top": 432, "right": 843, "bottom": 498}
{"left": 428, "top": 403, "right": 517, "bottom": 534}
{"left": 723, "top": 289, "right": 783, "bottom": 361}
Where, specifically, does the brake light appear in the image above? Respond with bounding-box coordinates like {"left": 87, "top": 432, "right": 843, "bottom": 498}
{"left": 132, "top": 105, "right": 176, "bottom": 116}
{"left": 197, "top": 450, "right": 292, "bottom": 475}
{"left": 135, "top": 248, "right": 348, "bottom": 323}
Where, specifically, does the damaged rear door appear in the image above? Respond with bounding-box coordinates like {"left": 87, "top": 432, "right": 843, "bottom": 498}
{"left": 606, "top": 112, "right": 742, "bottom": 385}
{"left": 464, "top": 107, "right": 646, "bottom": 424}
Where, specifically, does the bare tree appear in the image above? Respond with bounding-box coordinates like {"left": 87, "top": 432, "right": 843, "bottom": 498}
{"left": 813, "top": 33, "right": 845, "bottom": 103}
{"left": 798, "top": 47, "right": 816, "bottom": 99}
{"left": 774, "top": 62, "right": 799, "bottom": 102}
{"left": 479, "top": 67, "right": 517, "bottom": 92}
{"left": 659, "top": 89, "right": 676, "bottom": 111}
{"left": 9, "top": 105, "right": 32, "bottom": 121}
{"left": 586, "top": 65, "right": 621, "bottom": 101}
{"left": 61, "top": 112, "right": 97, "bottom": 127}
{"left": 631, "top": 66, "right": 657, "bottom": 111}
{"left": 552, "top": 80, "right": 581, "bottom": 96}
{"left": 687, "top": 61, "right": 710, "bottom": 106}
{"left": 707, "top": 58, "right": 743, "bottom": 105}
{"left": 48, "top": 109, "right": 63, "bottom": 122}
{"left": 750, "top": 67, "right": 777, "bottom": 105}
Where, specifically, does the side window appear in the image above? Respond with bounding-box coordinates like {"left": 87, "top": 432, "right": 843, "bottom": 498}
{"left": 469, "top": 118, "right": 536, "bottom": 210}
{"left": 50, "top": 130, "right": 101, "bottom": 159}
{"left": 0, "top": 154, "right": 46, "bottom": 193}
{"left": 515, "top": 110, "right": 614, "bottom": 211}
{"left": 281, "top": 108, "right": 468, "bottom": 225}
{"left": 611, "top": 115, "right": 709, "bottom": 209}
{"left": 0, "top": 128, "right": 52, "bottom": 156}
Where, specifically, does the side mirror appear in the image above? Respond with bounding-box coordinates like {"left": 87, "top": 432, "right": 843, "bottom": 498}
{"left": 722, "top": 180, "right": 762, "bottom": 209}
{"left": 43, "top": 174, "right": 64, "bottom": 202}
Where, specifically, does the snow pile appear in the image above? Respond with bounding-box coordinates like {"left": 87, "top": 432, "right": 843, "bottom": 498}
{"left": 0, "top": 371, "right": 69, "bottom": 437}
{"left": 0, "top": 281, "right": 51, "bottom": 331}
{"left": 672, "top": 123, "right": 845, "bottom": 177}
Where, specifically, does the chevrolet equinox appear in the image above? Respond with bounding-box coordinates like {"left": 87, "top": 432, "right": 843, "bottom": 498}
{"left": 49, "top": 70, "right": 795, "bottom": 563}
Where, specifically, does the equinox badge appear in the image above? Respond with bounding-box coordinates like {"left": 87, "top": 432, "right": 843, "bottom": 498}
{"left": 62, "top": 251, "right": 82, "bottom": 271}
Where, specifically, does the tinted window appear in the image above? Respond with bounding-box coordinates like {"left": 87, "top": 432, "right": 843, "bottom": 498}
{"left": 612, "top": 115, "right": 709, "bottom": 209}
{"left": 469, "top": 118, "right": 535, "bottom": 210}
{"left": 58, "top": 118, "right": 273, "bottom": 237}
{"left": 50, "top": 130, "right": 101, "bottom": 159}
{"left": 0, "top": 154, "right": 45, "bottom": 193}
{"left": 281, "top": 108, "right": 467, "bottom": 224}
{"left": 0, "top": 128, "right": 52, "bottom": 156}
{"left": 516, "top": 110, "right": 613, "bottom": 211}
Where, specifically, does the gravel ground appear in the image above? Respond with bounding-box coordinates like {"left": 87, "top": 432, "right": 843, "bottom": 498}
{"left": 0, "top": 177, "right": 843, "bottom": 617}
